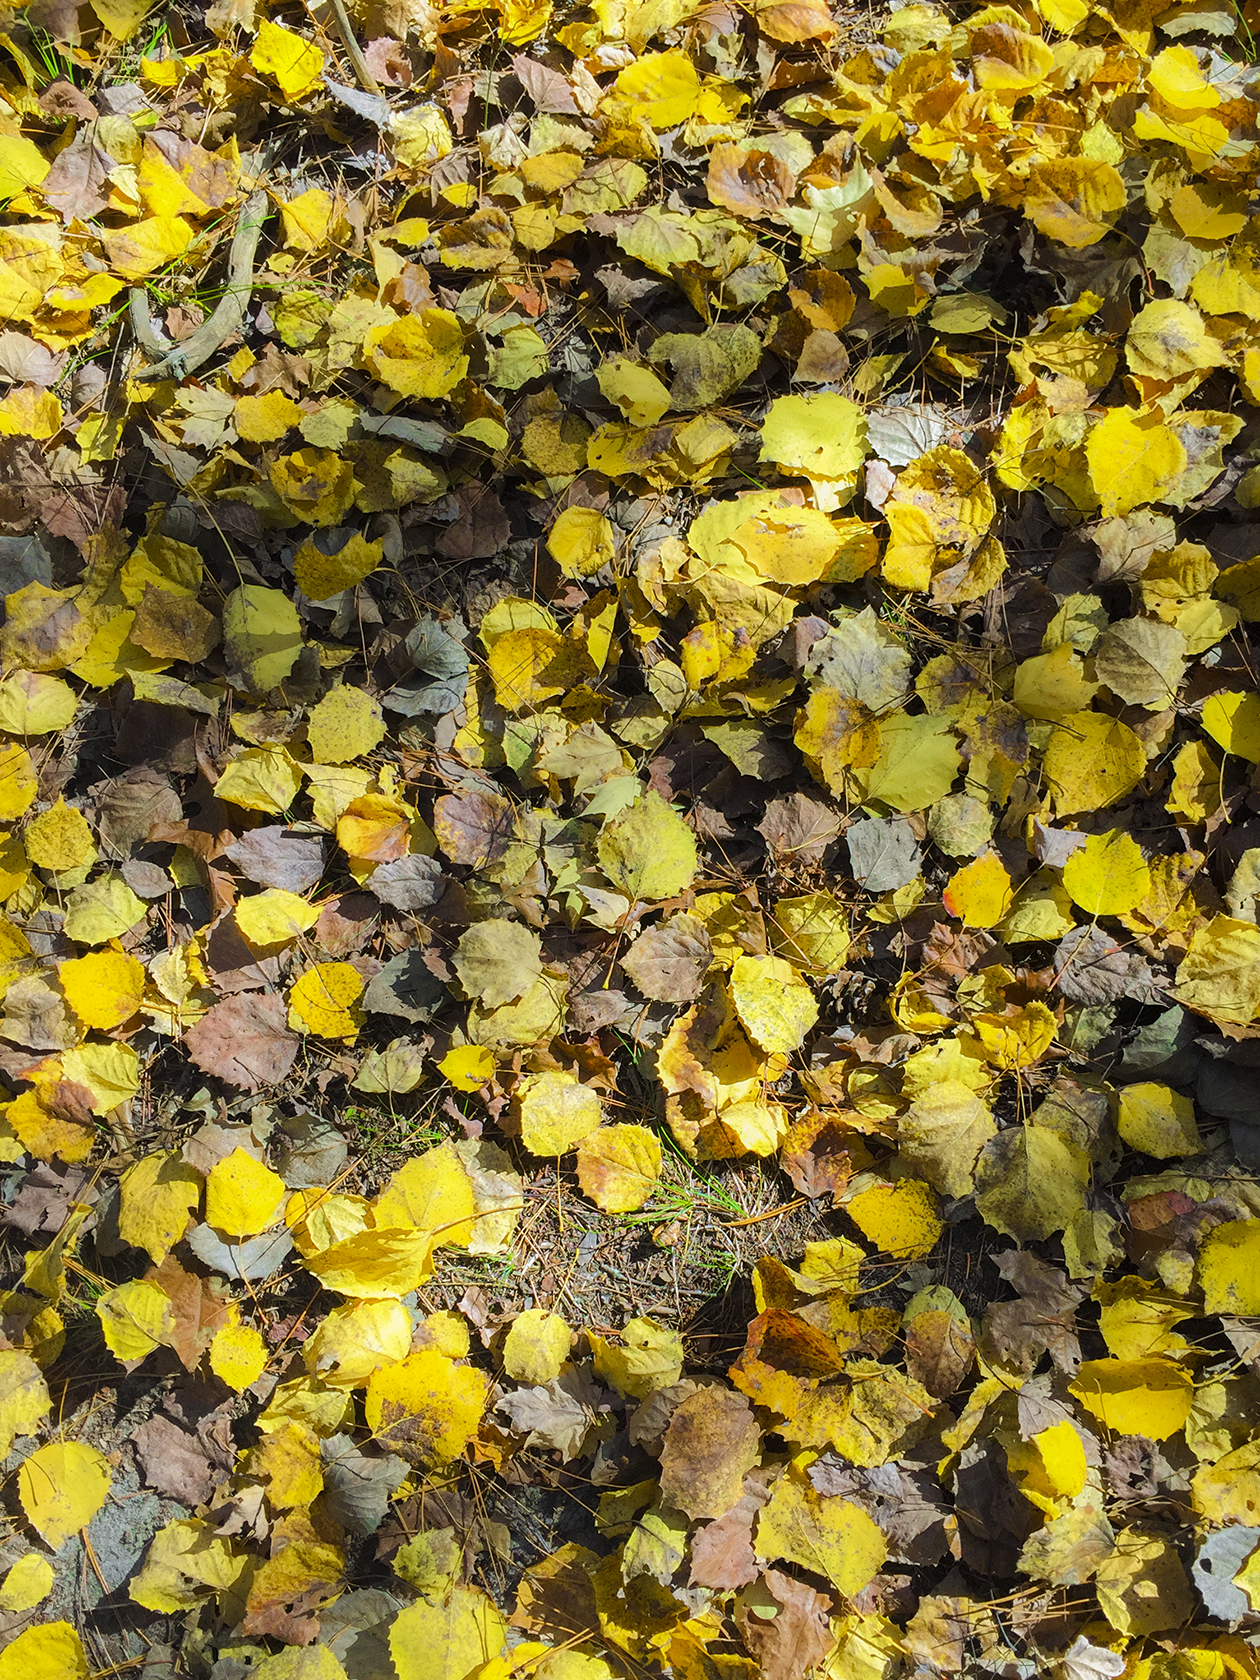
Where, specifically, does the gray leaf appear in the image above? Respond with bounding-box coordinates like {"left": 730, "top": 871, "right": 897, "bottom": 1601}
{"left": 275, "top": 1112, "right": 348, "bottom": 1190}
{"left": 1194, "top": 1526, "right": 1260, "bottom": 1623}
{"left": 1056, "top": 925, "right": 1161, "bottom": 1006}
{"left": 363, "top": 949, "right": 447, "bottom": 1022}
{"left": 369, "top": 854, "right": 446, "bottom": 911}
{"left": 323, "top": 75, "right": 392, "bottom": 127}
{"left": 806, "top": 607, "right": 912, "bottom": 711}
{"left": 864, "top": 403, "right": 952, "bottom": 467}
{"left": 845, "top": 816, "right": 922, "bottom": 893}
{"left": 225, "top": 826, "right": 327, "bottom": 893}
{"left": 320, "top": 1436, "right": 407, "bottom": 1534}
{"left": 184, "top": 1222, "right": 294, "bottom": 1281}
{"left": 406, "top": 615, "right": 470, "bottom": 679}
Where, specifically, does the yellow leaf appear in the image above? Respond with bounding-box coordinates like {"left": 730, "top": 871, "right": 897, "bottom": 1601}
{"left": 759, "top": 391, "right": 867, "bottom": 489}
{"left": 63, "top": 873, "right": 148, "bottom": 944}
{"left": 755, "top": 1465, "right": 887, "bottom": 1595}
{"left": 235, "top": 390, "right": 302, "bottom": 443}
{"left": 576, "top": 1124, "right": 662, "bottom": 1213}
{"left": 205, "top": 1146, "right": 287, "bottom": 1237}
{"left": 1173, "top": 915, "right": 1260, "bottom": 1027}
{"left": 18, "top": 1439, "right": 111, "bottom": 1548}
{"left": 1126, "top": 297, "right": 1227, "bottom": 381}
{"left": 303, "top": 1298, "right": 412, "bottom": 1388}
{"left": 729, "top": 953, "right": 818, "bottom": 1053}
{"left": 590, "top": 1316, "right": 682, "bottom": 1398}
{"left": 896, "top": 1080, "right": 997, "bottom": 1199}
{"left": 1094, "top": 1530, "right": 1194, "bottom": 1636}
{"left": 942, "top": 853, "right": 1013, "bottom": 928}
{"left": 502, "top": 1308, "right": 572, "bottom": 1385}
{"left": 235, "top": 888, "right": 321, "bottom": 949}
{"left": 24, "top": 796, "right": 96, "bottom": 872}
{"left": 281, "top": 187, "right": 336, "bottom": 251}
{"left": 97, "top": 1278, "right": 173, "bottom": 1364}
{"left": 1043, "top": 711, "right": 1146, "bottom": 816}
{"left": 440, "top": 1044, "right": 495, "bottom": 1090}
{"left": 59, "top": 947, "right": 145, "bottom": 1029}
{"left": 365, "top": 1348, "right": 488, "bottom": 1465}
{"left": 0, "top": 743, "right": 36, "bottom": 819}
{"left": 389, "top": 1586, "right": 508, "bottom": 1680}
{"left": 547, "top": 506, "right": 615, "bottom": 579}
{"left": 118, "top": 1151, "right": 202, "bottom": 1263}
{"left": 846, "top": 1179, "right": 942, "bottom": 1259}
{"left": 288, "top": 962, "right": 366, "bottom": 1041}
{"left": 249, "top": 1419, "right": 323, "bottom": 1508}
{"left": 302, "top": 1227, "right": 435, "bottom": 1297}
{"left": 61, "top": 1039, "right": 140, "bottom": 1110}
{"left": 375, "top": 1142, "right": 477, "bottom": 1247}
{"left": 307, "top": 687, "right": 387, "bottom": 764}
{"left": 270, "top": 447, "right": 355, "bottom": 525}
{"left": 1069, "top": 1357, "right": 1194, "bottom": 1440}
{"left": 0, "top": 1623, "right": 88, "bottom": 1680}
{"left": 515, "top": 1070, "right": 603, "bottom": 1156}
{"left": 127, "top": 1515, "right": 250, "bottom": 1613}
{"left": 223, "top": 585, "right": 303, "bottom": 693}
{"left": 216, "top": 746, "right": 304, "bottom": 815}
{"left": 596, "top": 355, "right": 672, "bottom": 426}
{"left": 1202, "top": 690, "right": 1260, "bottom": 761}
{"left": 0, "top": 1551, "right": 53, "bottom": 1611}
{"left": 486, "top": 625, "right": 586, "bottom": 712}
{"left": 0, "top": 1347, "right": 51, "bottom": 1457}
{"left": 1024, "top": 157, "right": 1126, "bottom": 247}
{"left": 1086, "top": 407, "right": 1187, "bottom": 518}
{"left": 209, "top": 1319, "right": 269, "bottom": 1391}
{"left": 363, "top": 310, "right": 468, "bottom": 400}
{"left": 596, "top": 790, "right": 698, "bottom": 902}
{"left": 974, "top": 1122, "right": 1088, "bottom": 1239}
{"left": 1061, "top": 829, "right": 1151, "bottom": 916}
{"left": 0, "top": 135, "right": 50, "bottom": 201}
{"left": 610, "top": 50, "right": 701, "bottom": 129}
{"left": 104, "top": 215, "right": 197, "bottom": 278}
{"left": 294, "top": 531, "right": 384, "bottom": 603}
{"left": 251, "top": 18, "right": 325, "bottom": 100}
{"left": 1199, "top": 1218, "right": 1260, "bottom": 1315}
{"left": 0, "top": 672, "right": 77, "bottom": 735}
{"left": 1117, "top": 1081, "right": 1201, "bottom": 1159}
{"left": 92, "top": 0, "right": 153, "bottom": 37}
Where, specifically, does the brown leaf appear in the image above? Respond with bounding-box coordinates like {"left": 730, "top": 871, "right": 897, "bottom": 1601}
{"left": 130, "top": 587, "right": 221, "bottom": 663}
{"left": 736, "top": 1568, "right": 835, "bottom": 1680}
{"left": 707, "top": 142, "right": 796, "bottom": 219}
{"left": 38, "top": 78, "right": 96, "bottom": 119}
{"left": 433, "top": 789, "right": 514, "bottom": 869}
{"left": 511, "top": 53, "right": 580, "bottom": 114}
{"left": 622, "top": 913, "right": 712, "bottom": 1004}
{"left": 90, "top": 768, "right": 183, "bottom": 858}
{"left": 905, "top": 1310, "right": 976, "bottom": 1400}
{"left": 134, "top": 1413, "right": 220, "bottom": 1506}
{"left": 183, "top": 993, "right": 300, "bottom": 1091}
{"left": 202, "top": 912, "right": 282, "bottom": 993}
{"left": 147, "top": 1254, "right": 233, "bottom": 1371}
{"left": 982, "top": 1251, "right": 1084, "bottom": 1376}
{"left": 40, "top": 138, "right": 111, "bottom": 221}
{"left": 779, "top": 1111, "right": 858, "bottom": 1200}
{"left": 510, "top": 1540, "right": 601, "bottom": 1639}
{"left": 659, "top": 1387, "right": 760, "bottom": 1520}
{"left": 689, "top": 1481, "right": 767, "bottom": 1589}
{"left": 0, "top": 333, "right": 66, "bottom": 388}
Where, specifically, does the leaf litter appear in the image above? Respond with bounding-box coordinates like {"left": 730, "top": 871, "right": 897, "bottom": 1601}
{"left": 6, "top": 0, "right": 1260, "bottom": 1674}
